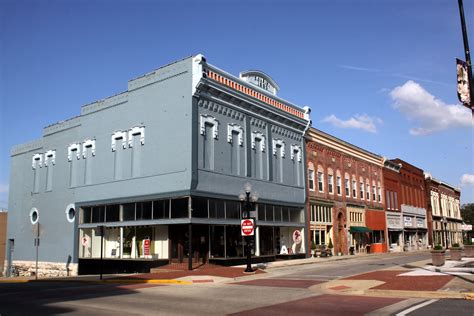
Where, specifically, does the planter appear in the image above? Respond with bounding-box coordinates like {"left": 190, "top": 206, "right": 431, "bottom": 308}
{"left": 464, "top": 245, "right": 474, "bottom": 257}
{"left": 450, "top": 248, "right": 462, "bottom": 261}
{"left": 431, "top": 250, "right": 446, "bottom": 266}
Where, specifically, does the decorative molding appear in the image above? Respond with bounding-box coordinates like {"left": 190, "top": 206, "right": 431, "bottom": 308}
{"left": 200, "top": 114, "right": 219, "bottom": 139}
{"left": 197, "top": 99, "right": 245, "bottom": 121}
{"left": 272, "top": 139, "right": 285, "bottom": 157}
{"left": 250, "top": 117, "right": 267, "bottom": 129}
{"left": 43, "top": 116, "right": 81, "bottom": 136}
{"left": 251, "top": 131, "right": 266, "bottom": 152}
{"left": 11, "top": 139, "right": 43, "bottom": 157}
{"left": 67, "top": 143, "right": 81, "bottom": 161}
{"left": 32, "top": 153, "right": 43, "bottom": 169}
{"left": 271, "top": 125, "right": 301, "bottom": 141}
{"left": 291, "top": 145, "right": 302, "bottom": 162}
{"left": 44, "top": 150, "right": 56, "bottom": 166}
{"left": 111, "top": 131, "right": 127, "bottom": 151}
{"left": 227, "top": 124, "right": 243, "bottom": 146}
{"left": 128, "top": 126, "right": 145, "bottom": 147}
{"left": 82, "top": 139, "right": 96, "bottom": 158}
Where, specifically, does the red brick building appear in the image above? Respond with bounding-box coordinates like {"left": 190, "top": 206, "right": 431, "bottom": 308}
{"left": 382, "top": 160, "right": 403, "bottom": 251}
{"left": 306, "top": 128, "right": 385, "bottom": 255}
{"left": 389, "top": 159, "right": 428, "bottom": 251}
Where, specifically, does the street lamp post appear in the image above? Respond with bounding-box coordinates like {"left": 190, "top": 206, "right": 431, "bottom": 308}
{"left": 239, "top": 183, "right": 258, "bottom": 273}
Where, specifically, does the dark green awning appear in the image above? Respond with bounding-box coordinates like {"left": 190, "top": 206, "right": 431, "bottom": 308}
{"left": 349, "top": 226, "right": 372, "bottom": 233}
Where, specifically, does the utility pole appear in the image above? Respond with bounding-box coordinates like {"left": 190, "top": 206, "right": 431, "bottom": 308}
{"left": 458, "top": 0, "right": 473, "bottom": 114}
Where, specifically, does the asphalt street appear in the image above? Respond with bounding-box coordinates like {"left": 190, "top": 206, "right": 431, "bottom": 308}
{"left": 0, "top": 252, "right": 472, "bottom": 315}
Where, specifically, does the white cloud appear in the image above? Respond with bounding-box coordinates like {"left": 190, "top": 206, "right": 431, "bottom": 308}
{"left": 322, "top": 114, "right": 382, "bottom": 133}
{"left": 461, "top": 174, "right": 474, "bottom": 186}
{"left": 390, "top": 80, "right": 472, "bottom": 135}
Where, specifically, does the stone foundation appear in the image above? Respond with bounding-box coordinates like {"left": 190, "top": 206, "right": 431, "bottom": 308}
{"left": 10, "top": 260, "right": 78, "bottom": 277}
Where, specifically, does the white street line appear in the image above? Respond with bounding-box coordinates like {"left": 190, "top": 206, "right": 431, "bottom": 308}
{"left": 395, "top": 299, "right": 438, "bottom": 316}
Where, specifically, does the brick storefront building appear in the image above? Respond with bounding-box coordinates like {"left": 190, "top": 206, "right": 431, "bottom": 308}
{"left": 382, "top": 160, "right": 402, "bottom": 251}
{"left": 390, "top": 159, "right": 429, "bottom": 251}
{"left": 0, "top": 211, "right": 6, "bottom": 276}
{"left": 306, "top": 128, "right": 385, "bottom": 255}
{"left": 425, "top": 174, "right": 462, "bottom": 248}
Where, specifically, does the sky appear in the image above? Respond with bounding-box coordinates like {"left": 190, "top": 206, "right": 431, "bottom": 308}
{"left": 0, "top": 0, "right": 473, "bottom": 209}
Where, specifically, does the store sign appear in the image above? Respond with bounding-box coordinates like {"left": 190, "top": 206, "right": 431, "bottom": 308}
{"left": 81, "top": 235, "right": 90, "bottom": 247}
{"left": 387, "top": 214, "right": 402, "bottom": 229}
{"left": 462, "top": 224, "right": 473, "bottom": 231}
{"left": 143, "top": 239, "right": 150, "bottom": 256}
{"left": 293, "top": 230, "right": 302, "bottom": 245}
{"left": 404, "top": 216, "right": 413, "bottom": 227}
{"left": 241, "top": 219, "right": 255, "bottom": 236}
{"left": 416, "top": 218, "right": 425, "bottom": 228}
{"left": 457, "top": 58, "right": 471, "bottom": 107}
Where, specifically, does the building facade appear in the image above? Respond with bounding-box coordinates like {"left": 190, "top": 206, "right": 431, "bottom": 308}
{"left": 425, "top": 174, "right": 462, "bottom": 248}
{"left": 0, "top": 211, "right": 6, "bottom": 276}
{"left": 8, "top": 55, "right": 311, "bottom": 275}
{"left": 390, "top": 159, "right": 428, "bottom": 251}
{"left": 306, "top": 128, "right": 385, "bottom": 255}
{"left": 382, "top": 160, "right": 403, "bottom": 252}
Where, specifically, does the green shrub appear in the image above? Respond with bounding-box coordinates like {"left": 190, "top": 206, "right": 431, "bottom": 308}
{"left": 327, "top": 238, "right": 333, "bottom": 249}
{"left": 452, "top": 243, "right": 460, "bottom": 248}
{"left": 433, "top": 244, "right": 443, "bottom": 250}
{"left": 311, "top": 241, "right": 317, "bottom": 250}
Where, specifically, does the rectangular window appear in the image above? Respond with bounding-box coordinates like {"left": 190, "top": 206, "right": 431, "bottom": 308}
{"left": 386, "top": 191, "right": 391, "bottom": 209}
{"left": 273, "top": 145, "right": 284, "bottom": 183}
{"left": 203, "top": 124, "right": 215, "bottom": 170}
{"left": 328, "top": 174, "right": 334, "bottom": 194}
{"left": 352, "top": 180, "right": 357, "bottom": 198}
{"left": 336, "top": 176, "right": 341, "bottom": 195}
{"left": 317, "top": 172, "right": 324, "bottom": 192}
{"left": 69, "top": 150, "right": 78, "bottom": 187}
{"left": 252, "top": 138, "right": 264, "bottom": 180}
{"left": 378, "top": 186, "right": 381, "bottom": 202}
{"left": 360, "top": 182, "right": 364, "bottom": 199}
{"left": 345, "top": 178, "right": 350, "bottom": 197}
{"left": 372, "top": 185, "right": 376, "bottom": 201}
{"left": 113, "top": 142, "right": 124, "bottom": 181}
{"left": 84, "top": 145, "right": 94, "bottom": 185}
{"left": 308, "top": 169, "right": 315, "bottom": 191}
{"left": 45, "top": 163, "right": 53, "bottom": 192}
{"left": 394, "top": 192, "right": 398, "bottom": 210}
{"left": 131, "top": 134, "right": 143, "bottom": 178}
{"left": 366, "top": 184, "right": 370, "bottom": 200}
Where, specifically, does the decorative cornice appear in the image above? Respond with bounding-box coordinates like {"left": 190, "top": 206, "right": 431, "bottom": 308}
{"left": 271, "top": 125, "right": 301, "bottom": 141}
{"left": 250, "top": 117, "right": 267, "bottom": 129}
{"left": 198, "top": 99, "right": 245, "bottom": 121}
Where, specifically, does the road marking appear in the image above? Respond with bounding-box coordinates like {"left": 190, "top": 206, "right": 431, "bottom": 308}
{"left": 395, "top": 299, "right": 438, "bottom": 316}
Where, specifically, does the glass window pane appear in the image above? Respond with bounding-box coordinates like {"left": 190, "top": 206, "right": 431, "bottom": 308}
{"left": 171, "top": 198, "right": 188, "bottom": 218}
{"left": 258, "top": 204, "right": 265, "bottom": 221}
{"left": 192, "top": 197, "right": 208, "bottom": 218}
{"left": 265, "top": 205, "right": 274, "bottom": 221}
{"left": 92, "top": 205, "right": 105, "bottom": 223}
{"left": 106, "top": 204, "right": 120, "bottom": 222}
{"left": 226, "top": 201, "right": 240, "bottom": 219}
{"left": 81, "top": 207, "right": 92, "bottom": 224}
{"left": 210, "top": 225, "right": 225, "bottom": 258}
{"left": 274, "top": 205, "right": 282, "bottom": 221}
{"left": 122, "top": 203, "right": 135, "bottom": 221}
{"left": 290, "top": 208, "right": 302, "bottom": 223}
{"left": 137, "top": 201, "right": 152, "bottom": 220}
{"left": 282, "top": 207, "right": 289, "bottom": 222}
{"left": 153, "top": 200, "right": 164, "bottom": 219}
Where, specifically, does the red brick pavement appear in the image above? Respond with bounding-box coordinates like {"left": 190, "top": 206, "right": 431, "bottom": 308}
{"left": 232, "top": 279, "right": 324, "bottom": 289}
{"left": 114, "top": 264, "right": 264, "bottom": 280}
{"left": 229, "top": 294, "right": 404, "bottom": 316}
{"left": 343, "top": 270, "right": 454, "bottom": 291}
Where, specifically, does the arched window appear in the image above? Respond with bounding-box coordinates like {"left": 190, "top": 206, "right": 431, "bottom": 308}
{"left": 317, "top": 165, "right": 324, "bottom": 192}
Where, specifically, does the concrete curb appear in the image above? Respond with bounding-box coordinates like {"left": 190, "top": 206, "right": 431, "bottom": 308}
{"left": 0, "top": 278, "right": 192, "bottom": 285}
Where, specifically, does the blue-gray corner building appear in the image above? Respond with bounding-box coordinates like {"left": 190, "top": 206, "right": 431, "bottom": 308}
{"left": 8, "top": 55, "right": 311, "bottom": 275}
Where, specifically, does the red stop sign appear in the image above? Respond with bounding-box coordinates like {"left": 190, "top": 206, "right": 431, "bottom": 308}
{"left": 241, "top": 219, "right": 255, "bottom": 236}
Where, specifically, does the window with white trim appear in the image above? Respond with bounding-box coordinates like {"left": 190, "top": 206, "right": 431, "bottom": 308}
{"left": 308, "top": 168, "right": 315, "bottom": 191}
{"left": 68, "top": 143, "right": 81, "bottom": 187}
{"left": 377, "top": 183, "right": 382, "bottom": 202}
{"left": 228, "top": 124, "right": 243, "bottom": 176}
{"left": 352, "top": 178, "right": 357, "bottom": 198}
{"left": 83, "top": 139, "right": 95, "bottom": 184}
{"left": 251, "top": 131, "right": 265, "bottom": 180}
{"left": 32, "top": 153, "right": 43, "bottom": 193}
{"left": 129, "top": 127, "right": 145, "bottom": 178}
{"left": 200, "top": 115, "right": 218, "bottom": 170}
{"left": 317, "top": 171, "right": 324, "bottom": 192}
{"left": 336, "top": 175, "right": 342, "bottom": 195}
{"left": 345, "top": 174, "right": 350, "bottom": 197}
{"left": 273, "top": 139, "right": 285, "bottom": 183}
{"left": 44, "top": 150, "right": 56, "bottom": 191}
{"left": 111, "top": 132, "right": 126, "bottom": 180}
{"left": 366, "top": 182, "right": 370, "bottom": 201}
{"left": 372, "top": 183, "right": 376, "bottom": 201}
{"left": 360, "top": 178, "right": 364, "bottom": 200}
{"left": 328, "top": 172, "right": 334, "bottom": 194}
{"left": 291, "top": 145, "right": 302, "bottom": 186}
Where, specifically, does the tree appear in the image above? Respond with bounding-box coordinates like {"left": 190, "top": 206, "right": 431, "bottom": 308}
{"left": 461, "top": 203, "right": 474, "bottom": 224}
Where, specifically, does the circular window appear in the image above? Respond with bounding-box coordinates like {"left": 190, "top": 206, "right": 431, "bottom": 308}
{"left": 29, "top": 208, "right": 39, "bottom": 225}
{"left": 65, "top": 203, "right": 76, "bottom": 223}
